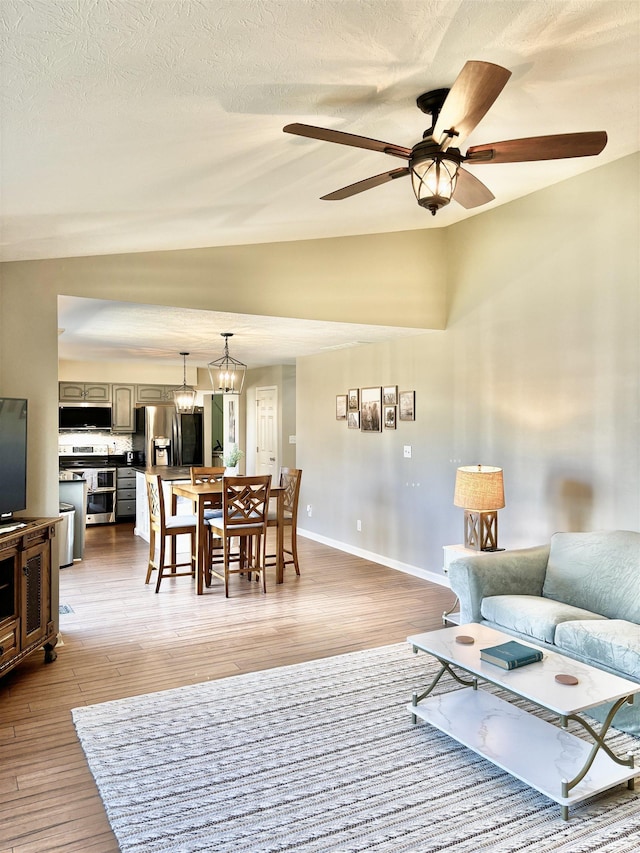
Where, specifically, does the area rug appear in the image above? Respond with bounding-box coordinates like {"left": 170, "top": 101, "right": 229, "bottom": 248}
{"left": 71, "top": 644, "right": 640, "bottom": 853}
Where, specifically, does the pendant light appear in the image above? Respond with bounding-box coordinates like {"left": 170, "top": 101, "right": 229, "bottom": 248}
{"left": 208, "top": 332, "right": 247, "bottom": 394}
{"left": 410, "top": 140, "right": 461, "bottom": 215}
{"left": 173, "top": 352, "right": 197, "bottom": 414}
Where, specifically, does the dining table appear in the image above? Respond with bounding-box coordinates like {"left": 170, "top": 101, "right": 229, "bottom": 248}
{"left": 171, "top": 479, "right": 285, "bottom": 595}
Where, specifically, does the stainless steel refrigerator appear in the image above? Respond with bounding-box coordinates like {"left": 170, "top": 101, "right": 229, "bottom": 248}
{"left": 134, "top": 406, "right": 204, "bottom": 467}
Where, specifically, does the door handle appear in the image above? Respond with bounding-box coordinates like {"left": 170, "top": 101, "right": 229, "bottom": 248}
{"left": 270, "top": 457, "right": 276, "bottom": 462}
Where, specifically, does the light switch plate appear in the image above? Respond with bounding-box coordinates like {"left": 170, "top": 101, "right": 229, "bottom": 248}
{"left": 404, "top": 445, "right": 412, "bottom": 458}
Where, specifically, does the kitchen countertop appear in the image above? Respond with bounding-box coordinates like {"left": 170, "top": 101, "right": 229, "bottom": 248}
{"left": 134, "top": 466, "right": 192, "bottom": 480}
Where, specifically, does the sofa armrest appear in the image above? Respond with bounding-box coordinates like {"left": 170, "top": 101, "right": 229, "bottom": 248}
{"left": 448, "top": 545, "right": 550, "bottom": 624}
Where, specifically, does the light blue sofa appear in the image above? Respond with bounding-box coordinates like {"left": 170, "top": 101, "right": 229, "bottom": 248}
{"left": 448, "top": 530, "right": 640, "bottom": 735}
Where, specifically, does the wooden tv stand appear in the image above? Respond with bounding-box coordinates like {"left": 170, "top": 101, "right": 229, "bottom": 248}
{"left": 0, "top": 517, "right": 59, "bottom": 678}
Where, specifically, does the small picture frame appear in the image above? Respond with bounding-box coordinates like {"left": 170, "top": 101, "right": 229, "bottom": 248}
{"left": 348, "top": 389, "right": 360, "bottom": 412}
{"left": 384, "top": 405, "right": 396, "bottom": 429}
{"left": 336, "top": 394, "right": 348, "bottom": 420}
{"left": 383, "top": 385, "right": 398, "bottom": 406}
{"left": 348, "top": 411, "right": 360, "bottom": 429}
{"left": 360, "top": 387, "right": 382, "bottom": 432}
{"left": 398, "top": 390, "right": 415, "bottom": 421}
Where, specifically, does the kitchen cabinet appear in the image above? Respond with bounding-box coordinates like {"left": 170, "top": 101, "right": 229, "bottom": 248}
{"left": 116, "top": 468, "right": 137, "bottom": 519}
{"left": 135, "top": 384, "right": 177, "bottom": 404}
{"left": 59, "top": 382, "right": 111, "bottom": 402}
{"left": 111, "top": 384, "right": 136, "bottom": 433}
{"left": 0, "top": 518, "right": 59, "bottom": 679}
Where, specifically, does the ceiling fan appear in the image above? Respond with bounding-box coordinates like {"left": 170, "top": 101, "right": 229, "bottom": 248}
{"left": 283, "top": 61, "right": 607, "bottom": 216}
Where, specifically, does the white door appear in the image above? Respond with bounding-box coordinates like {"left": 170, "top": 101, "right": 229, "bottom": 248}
{"left": 256, "top": 386, "right": 278, "bottom": 478}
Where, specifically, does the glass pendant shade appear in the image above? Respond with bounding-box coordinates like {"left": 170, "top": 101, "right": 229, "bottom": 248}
{"left": 208, "top": 333, "right": 247, "bottom": 394}
{"left": 173, "top": 352, "right": 197, "bottom": 414}
{"left": 411, "top": 155, "right": 459, "bottom": 215}
{"left": 409, "top": 139, "right": 460, "bottom": 216}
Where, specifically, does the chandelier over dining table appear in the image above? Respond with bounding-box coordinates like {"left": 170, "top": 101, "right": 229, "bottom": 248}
{"left": 208, "top": 332, "right": 247, "bottom": 394}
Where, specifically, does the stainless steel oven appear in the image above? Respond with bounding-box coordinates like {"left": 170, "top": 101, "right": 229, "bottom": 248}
{"left": 83, "top": 468, "right": 116, "bottom": 525}
{"left": 58, "top": 446, "right": 117, "bottom": 525}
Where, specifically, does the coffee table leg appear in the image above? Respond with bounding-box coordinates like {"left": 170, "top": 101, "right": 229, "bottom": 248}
{"left": 560, "top": 695, "right": 636, "bottom": 814}
{"left": 410, "top": 652, "right": 477, "bottom": 724}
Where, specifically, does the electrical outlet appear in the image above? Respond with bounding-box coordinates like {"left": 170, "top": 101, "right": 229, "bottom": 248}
{"left": 306, "top": 504, "right": 312, "bottom": 517}
{"left": 404, "top": 445, "right": 412, "bottom": 458}
{"left": 356, "top": 519, "right": 362, "bottom": 532}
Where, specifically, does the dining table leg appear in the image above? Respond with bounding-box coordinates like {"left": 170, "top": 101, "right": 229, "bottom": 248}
{"left": 195, "top": 495, "right": 206, "bottom": 595}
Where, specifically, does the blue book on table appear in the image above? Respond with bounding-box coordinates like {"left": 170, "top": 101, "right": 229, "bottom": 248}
{"left": 480, "top": 640, "right": 543, "bottom": 670}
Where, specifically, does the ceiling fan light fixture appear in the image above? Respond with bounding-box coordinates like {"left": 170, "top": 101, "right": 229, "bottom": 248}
{"left": 410, "top": 145, "right": 460, "bottom": 215}
{"left": 208, "top": 332, "right": 247, "bottom": 395}
{"left": 173, "top": 352, "right": 197, "bottom": 414}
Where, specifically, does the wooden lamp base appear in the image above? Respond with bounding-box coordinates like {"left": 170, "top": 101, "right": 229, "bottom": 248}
{"left": 463, "top": 510, "right": 499, "bottom": 551}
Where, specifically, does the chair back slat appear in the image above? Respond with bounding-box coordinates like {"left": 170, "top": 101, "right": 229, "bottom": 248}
{"left": 146, "top": 473, "right": 164, "bottom": 522}
{"left": 190, "top": 466, "right": 225, "bottom": 509}
{"left": 223, "top": 475, "right": 271, "bottom": 530}
{"left": 190, "top": 466, "right": 225, "bottom": 485}
{"left": 279, "top": 467, "right": 302, "bottom": 517}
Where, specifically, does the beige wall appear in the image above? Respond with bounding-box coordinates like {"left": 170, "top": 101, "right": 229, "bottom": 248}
{"left": 0, "top": 153, "right": 637, "bottom": 595}
{"left": 296, "top": 154, "right": 640, "bottom": 577}
{"left": 59, "top": 358, "right": 199, "bottom": 385}
{"left": 0, "top": 226, "right": 443, "bottom": 523}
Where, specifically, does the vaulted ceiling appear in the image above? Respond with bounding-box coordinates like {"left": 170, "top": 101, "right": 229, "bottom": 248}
{"left": 3, "top": 0, "right": 638, "bottom": 264}
{"left": 4, "top": 1, "right": 638, "bottom": 368}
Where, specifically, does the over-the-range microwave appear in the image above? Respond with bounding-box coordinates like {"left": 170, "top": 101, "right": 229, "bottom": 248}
{"left": 59, "top": 404, "right": 112, "bottom": 431}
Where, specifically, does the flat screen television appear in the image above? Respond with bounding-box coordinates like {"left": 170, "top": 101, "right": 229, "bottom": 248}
{"left": 0, "top": 398, "right": 28, "bottom": 521}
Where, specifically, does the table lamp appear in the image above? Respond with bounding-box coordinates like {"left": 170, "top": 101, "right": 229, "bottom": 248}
{"left": 454, "top": 465, "right": 505, "bottom": 551}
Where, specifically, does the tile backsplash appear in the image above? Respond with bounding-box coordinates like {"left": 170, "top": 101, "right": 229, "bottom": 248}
{"left": 58, "top": 432, "right": 133, "bottom": 454}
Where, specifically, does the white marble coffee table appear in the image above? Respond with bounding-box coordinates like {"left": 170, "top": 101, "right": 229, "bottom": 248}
{"left": 407, "top": 623, "right": 639, "bottom": 820}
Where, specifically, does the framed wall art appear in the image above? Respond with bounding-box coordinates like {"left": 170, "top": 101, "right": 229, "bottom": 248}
{"left": 398, "top": 390, "right": 415, "bottom": 421}
{"left": 336, "top": 394, "right": 347, "bottom": 420}
{"left": 384, "top": 405, "right": 397, "bottom": 429}
{"left": 348, "top": 411, "right": 360, "bottom": 429}
{"left": 383, "top": 385, "right": 397, "bottom": 405}
{"left": 348, "top": 388, "right": 360, "bottom": 411}
{"left": 360, "top": 386, "right": 382, "bottom": 432}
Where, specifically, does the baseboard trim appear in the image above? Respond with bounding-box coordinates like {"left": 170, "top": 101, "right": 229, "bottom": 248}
{"left": 298, "top": 528, "right": 450, "bottom": 589}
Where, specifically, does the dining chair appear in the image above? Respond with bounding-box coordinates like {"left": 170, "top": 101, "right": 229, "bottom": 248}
{"left": 207, "top": 475, "right": 272, "bottom": 597}
{"left": 190, "top": 466, "right": 225, "bottom": 518}
{"left": 145, "top": 473, "right": 197, "bottom": 593}
{"left": 267, "top": 467, "right": 302, "bottom": 576}
{"left": 190, "top": 465, "right": 225, "bottom": 576}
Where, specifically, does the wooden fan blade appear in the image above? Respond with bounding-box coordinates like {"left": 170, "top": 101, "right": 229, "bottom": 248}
{"left": 465, "top": 131, "right": 608, "bottom": 163}
{"left": 433, "top": 61, "right": 512, "bottom": 151}
{"left": 321, "top": 168, "right": 410, "bottom": 200}
{"left": 453, "top": 167, "right": 495, "bottom": 209}
{"left": 283, "top": 123, "right": 411, "bottom": 160}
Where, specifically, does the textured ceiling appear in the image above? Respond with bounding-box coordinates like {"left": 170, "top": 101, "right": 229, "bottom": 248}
{"left": 57, "top": 296, "right": 427, "bottom": 369}
{"left": 2, "top": 0, "right": 639, "bottom": 264}
{"left": 6, "top": 1, "right": 640, "bottom": 370}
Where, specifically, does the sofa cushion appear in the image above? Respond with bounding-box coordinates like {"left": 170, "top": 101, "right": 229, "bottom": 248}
{"left": 555, "top": 619, "right": 640, "bottom": 680}
{"left": 481, "top": 595, "right": 607, "bottom": 644}
{"left": 542, "top": 530, "right": 640, "bottom": 623}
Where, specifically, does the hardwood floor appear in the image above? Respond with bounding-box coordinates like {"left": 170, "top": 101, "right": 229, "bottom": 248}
{"left": 0, "top": 523, "right": 453, "bottom": 853}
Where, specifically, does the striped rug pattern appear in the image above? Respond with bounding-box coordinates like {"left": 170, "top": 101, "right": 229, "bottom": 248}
{"left": 72, "top": 644, "right": 640, "bottom": 852}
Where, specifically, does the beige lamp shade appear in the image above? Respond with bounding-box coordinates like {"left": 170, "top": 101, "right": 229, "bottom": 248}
{"left": 454, "top": 465, "right": 505, "bottom": 511}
